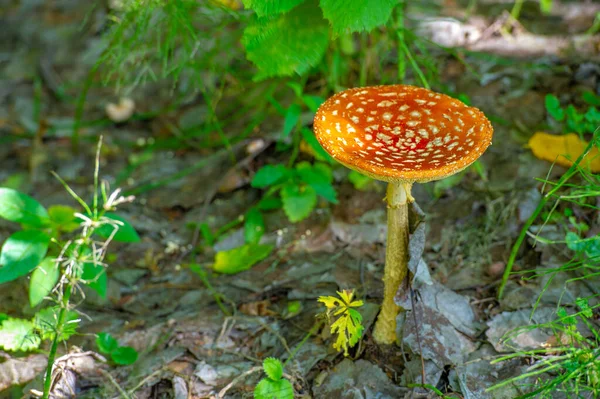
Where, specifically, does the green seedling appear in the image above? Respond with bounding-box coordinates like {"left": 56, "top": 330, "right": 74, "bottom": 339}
{"left": 96, "top": 332, "right": 139, "bottom": 365}
{"left": 545, "top": 93, "right": 600, "bottom": 136}
{"left": 318, "top": 289, "right": 365, "bottom": 356}
{"left": 0, "top": 139, "right": 139, "bottom": 399}
{"left": 254, "top": 358, "right": 294, "bottom": 399}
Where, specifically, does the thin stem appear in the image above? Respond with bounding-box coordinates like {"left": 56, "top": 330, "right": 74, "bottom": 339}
{"left": 42, "top": 284, "right": 73, "bottom": 399}
{"left": 372, "top": 181, "right": 411, "bottom": 344}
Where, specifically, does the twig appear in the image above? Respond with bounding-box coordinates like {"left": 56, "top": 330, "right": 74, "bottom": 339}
{"left": 98, "top": 369, "right": 132, "bottom": 399}
{"left": 128, "top": 368, "right": 164, "bottom": 396}
{"left": 217, "top": 366, "right": 263, "bottom": 398}
{"left": 409, "top": 285, "right": 426, "bottom": 386}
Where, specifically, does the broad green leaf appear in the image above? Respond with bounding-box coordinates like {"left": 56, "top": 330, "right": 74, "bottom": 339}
{"left": 111, "top": 346, "right": 138, "bottom": 365}
{"left": 252, "top": 164, "right": 290, "bottom": 188}
{"left": 244, "top": 208, "right": 265, "bottom": 244}
{"left": 296, "top": 162, "right": 337, "bottom": 203}
{"left": 29, "top": 257, "right": 59, "bottom": 307}
{"left": 0, "top": 318, "right": 40, "bottom": 351}
{"left": 545, "top": 94, "right": 564, "bottom": 122}
{"left": 282, "top": 104, "right": 301, "bottom": 138}
{"left": 242, "top": 0, "right": 305, "bottom": 17}
{"left": 254, "top": 378, "right": 294, "bottom": 399}
{"left": 48, "top": 205, "right": 79, "bottom": 232}
{"left": 35, "top": 307, "right": 79, "bottom": 341}
{"left": 263, "top": 357, "right": 283, "bottom": 380}
{"left": 213, "top": 243, "right": 274, "bottom": 274}
{"left": 82, "top": 262, "right": 107, "bottom": 298}
{"left": 0, "top": 230, "right": 50, "bottom": 284}
{"left": 320, "top": 0, "right": 397, "bottom": 34}
{"left": 280, "top": 183, "right": 317, "bottom": 222}
{"left": 96, "top": 332, "right": 119, "bottom": 354}
{"left": 242, "top": 1, "right": 329, "bottom": 79}
{"left": 96, "top": 213, "right": 140, "bottom": 243}
{"left": 0, "top": 188, "right": 49, "bottom": 227}
{"left": 301, "top": 127, "right": 334, "bottom": 163}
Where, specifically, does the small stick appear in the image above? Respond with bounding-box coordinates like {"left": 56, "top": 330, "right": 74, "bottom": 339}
{"left": 217, "top": 366, "right": 263, "bottom": 398}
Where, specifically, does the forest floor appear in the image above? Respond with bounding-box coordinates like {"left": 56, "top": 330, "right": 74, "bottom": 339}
{"left": 1, "top": 1, "right": 599, "bottom": 398}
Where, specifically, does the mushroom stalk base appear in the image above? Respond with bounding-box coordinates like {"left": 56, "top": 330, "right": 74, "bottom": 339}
{"left": 372, "top": 181, "right": 411, "bottom": 345}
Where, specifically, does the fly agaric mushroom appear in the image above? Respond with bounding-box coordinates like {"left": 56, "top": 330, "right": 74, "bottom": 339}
{"left": 314, "top": 85, "right": 493, "bottom": 344}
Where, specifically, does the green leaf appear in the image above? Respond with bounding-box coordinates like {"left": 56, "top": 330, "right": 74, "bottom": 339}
{"left": 263, "top": 357, "right": 283, "bottom": 380}
{"left": 48, "top": 205, "right": 79, "bottom": 232}
{"left": 320, "top": 0, "right": 397, "bottom": 34}
{"left": 540, "top": 0, "right": 552, "bottom": 14}
{"left": 29, "top": 257, "right": 59, "bottom": 307}
{"left": 282, "top": 104, "right": 301, "bottom": 138}
{"left": 213, "top": 243, "right": 274, "bottom": 274}
{"left": 583, "top": 91, "right": 600, "bottom": 107}
{"left": 0, "top": 188, "right": 49, "bottom": 227}
{"left": 258, "top": 196, "right": 283, "bottom": 210}
{"left": 280, "top": 183, "right": 317, "bottom": 222}
{"left": 254, "top": 378, "right": 294, "bottom": 399}
{"left": 348, "top": 170, "right": 373, "bottom": 191}
{"left": 545, "top": 94, "right": 564, "bottom": 122}
{"left": 0, "top": 318, "right": 40, "bottom": 351}
{"left": 0, "top": 230, "right": 50, "bottom": 284}
{"left": 576, "top": 298, "right": 593, "bottom": 318}
{"left": 245, "top": 208, "right": 265, "bottom": 244}
{"left": 557, "top": 307, "right": 577, "bottom": 326}
{"left": 111, "top": 346, "right": 138, "bottom": 365}
{"left": 300, "top": 127, "right": 334, "bottom": 163}
{"left": 242, "top": 0, "right": 305, "bottom": 17}
{"left": 96, "top": 332, "right": 119, "bottom": 354}
{"left": 584, "top": 107, "right": 600, "bottom": 124}
{"left": 82, "top": 262, "right": 108, "bottom": 298}
{"left": 301, "top": 95, "right": 325, "bottom": 112}
{"left": 318, "top": 290, "right": 364, "bottom": 356}
{"left": 35, "top": 307, "right": 80, "bottom": 341}
{"left": 242, "top": 1, "right": 329, "bottom": 79}
{"left": 252, "top": 165, "right": 290, "bottom": 188}
{"left": 296, "top": 162, "right": 337, "bottom": 203}
{"left": 96, "top": 213, "right": 140, "bottom": 243}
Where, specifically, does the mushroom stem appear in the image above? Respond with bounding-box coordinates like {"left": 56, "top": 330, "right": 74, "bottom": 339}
{"left": 372, "top": 181, "right": 412, "bottom": 345}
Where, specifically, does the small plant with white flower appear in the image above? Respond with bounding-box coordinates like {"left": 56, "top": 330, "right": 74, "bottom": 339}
{"left": 0, "top": 138, "right": 140, "bottom": 399}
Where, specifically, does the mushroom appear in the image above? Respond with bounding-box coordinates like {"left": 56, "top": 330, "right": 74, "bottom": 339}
{"left": 313, "top": 85, "right": 493, "bottom": 344}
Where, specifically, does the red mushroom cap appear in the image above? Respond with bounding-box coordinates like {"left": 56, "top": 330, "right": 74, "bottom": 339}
{"left": 314, "top": 85, "right": 493, "bottom": 183}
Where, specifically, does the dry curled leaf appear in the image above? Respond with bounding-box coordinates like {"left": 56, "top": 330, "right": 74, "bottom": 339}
{"left": 106, "top": 98, "right": 135, "bottom": 123}
{"left": 528, "top": 132, "right": 600, "bottom": 172}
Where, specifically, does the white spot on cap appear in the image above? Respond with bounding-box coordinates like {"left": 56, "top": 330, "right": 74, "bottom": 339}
{"left": 346, "top": 102, "right": 354, "bottom": 109}
{"left": 377, "top": 100, "right": 396, "bottom": 107}
{"left": 383, "top": 112, "right": 392, "bottom": 121}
